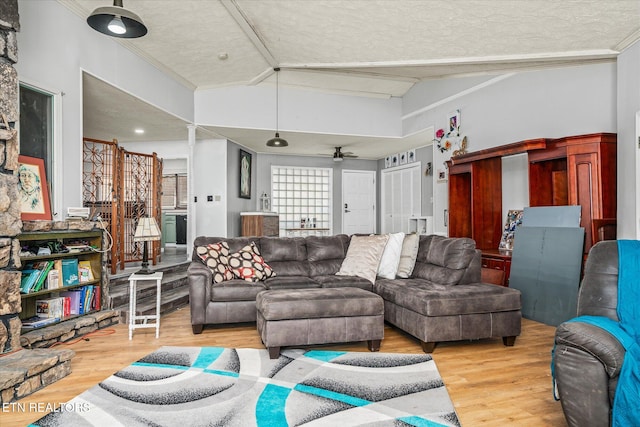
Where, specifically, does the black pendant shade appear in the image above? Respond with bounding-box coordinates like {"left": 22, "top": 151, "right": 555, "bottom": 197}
{"left": 266, "top": 68, "right": 288, "bottom": 147}
{"left": 267, "top": 132, "right": 288, "bottom": 147}
{"left": 87, "top": 0, "right": 148, "bottom": 38}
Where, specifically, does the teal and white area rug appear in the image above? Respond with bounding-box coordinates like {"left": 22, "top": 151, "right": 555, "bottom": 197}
{"left": 30, "top": 346, "right": 460, "bottom": 427}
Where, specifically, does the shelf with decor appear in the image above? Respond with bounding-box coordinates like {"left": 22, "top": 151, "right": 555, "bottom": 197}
{"left": 18, "top": 229, "right": 104, "bottom": 328}
{"left": 447, "top": 133, "right": 615, "bottom": 257}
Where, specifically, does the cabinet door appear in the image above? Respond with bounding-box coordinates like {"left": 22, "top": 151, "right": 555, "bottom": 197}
{"left": 381, "top": 164, "right": 421, "bottom": 233}
{"left": 163, "top": 215, "right": 177, "bottom": 243}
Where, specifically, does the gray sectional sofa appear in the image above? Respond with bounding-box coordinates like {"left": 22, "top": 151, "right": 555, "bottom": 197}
{"left": 188, "top": 234, "right": 522, "bottom": 352}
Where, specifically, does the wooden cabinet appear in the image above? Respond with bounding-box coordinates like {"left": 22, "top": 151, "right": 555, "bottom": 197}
{"left": 529, "top": 133, "right": 616, "bottom": 254}
{"left": 481, "top": 250, "right": 512, "bottom": 287}
{"left": 447, "top": 157, "right": 503, "bottom": 250}
{"left": 19, "top": 230, "right": 104, "bottom": 326}
{"left": 448, "top": 133, "right": 616, "bottom": 257}
{"left": 241, "top": 212, "right": 279, "bottom": 237}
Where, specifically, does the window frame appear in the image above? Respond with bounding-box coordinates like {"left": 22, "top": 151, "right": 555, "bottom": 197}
{"left": 270, "top": 165, "right": 333, "bottom": 236}
{"left": 18, "top": 81, "right": 62, "bottom": 219}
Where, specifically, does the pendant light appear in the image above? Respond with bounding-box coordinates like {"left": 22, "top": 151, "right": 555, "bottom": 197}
{"left": 266, "top": 68, "right": 288, "bottom": 147}
{"left": 87, "top": 0, "right": 148, "bottom": 39}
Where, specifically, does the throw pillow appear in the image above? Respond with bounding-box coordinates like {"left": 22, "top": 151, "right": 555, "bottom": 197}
{"left": 396, "top": 233, "right": 420, "bottom": 278}
{"left": 377, "top": 232, "right": 405, "bottom": 279}
{"left": 228, "top": 242, "right": 276, "bottom": 282}
{"left": 196, "top": 241, "right": 234, "bottom": 283}
{"left": 336, "top": 234, "right": 389, "bottom": 284}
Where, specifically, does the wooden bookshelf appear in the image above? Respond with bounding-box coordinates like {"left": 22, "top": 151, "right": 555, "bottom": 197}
{"left": 18, "top": 230, "right": 104, "bottom": 326}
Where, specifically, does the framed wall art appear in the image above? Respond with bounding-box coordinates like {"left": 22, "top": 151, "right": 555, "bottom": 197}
{"left": 18, "top": 155, "right": 52, "bottom": 220}
{"left": 448, "top": 109, "right": 461, "bottom": 136}
{"left": 408, "top": 149, "right": 416, "bottom": 163}
{"left": 399, "top": 151, "right": 407, "bottom": 165}
{"left": 239, "top": 149, "right": 252, "bottom": 199}
{"left": 391, "top": 153, "right": 399, "bottom": 167}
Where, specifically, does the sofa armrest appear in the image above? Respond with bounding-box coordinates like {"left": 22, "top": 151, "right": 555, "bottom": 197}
{"left": 554, "top": 321, "right": 625, "bottom": 427}
{"left": 188, "top": 262, "right": 213, "bottom": 329}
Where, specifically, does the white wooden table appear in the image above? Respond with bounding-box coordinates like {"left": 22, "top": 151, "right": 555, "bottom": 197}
{"left": 128, "top": 271, "right": 163, "bottom": 340}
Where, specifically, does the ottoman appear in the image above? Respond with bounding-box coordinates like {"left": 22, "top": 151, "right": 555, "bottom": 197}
{"left": 256, "top": 287, "right": 384, "bottom": 359}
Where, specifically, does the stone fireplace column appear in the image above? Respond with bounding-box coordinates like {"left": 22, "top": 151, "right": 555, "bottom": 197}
{"left": 0, "top": 0, "right": 28, "bottom": 356}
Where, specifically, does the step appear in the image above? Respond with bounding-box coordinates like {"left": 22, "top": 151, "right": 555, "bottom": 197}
{"left": 115, "top": 286, "right": 190, "bottom": 324}
{"left": 108, "top": 270, "right": 188, "bottom": 309}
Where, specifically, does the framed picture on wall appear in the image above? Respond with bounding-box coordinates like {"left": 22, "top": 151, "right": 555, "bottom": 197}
{"left": 448, "top": 109, "right": 461, "bottom": 136}
{"left": 399, "top": 151, "right": 408, "bottom": 165}
{"left": 391, "top": 153, "right": 399, "bottom": 167}
{"left": 239, "top": 149, "right": 252, "bottom": 199}
{"left": 385, "top": 156, "right": 391, "bottom": 168}
{"left": 408, "top": 149, "right": 416, "bottom": 163}
{"left": 18, "top": 155, "right": 52, "bottom": 220}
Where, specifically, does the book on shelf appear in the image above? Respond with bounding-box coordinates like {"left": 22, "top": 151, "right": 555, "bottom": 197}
{"left": 46, "top": 269, "right": 60, "bottom": 290}
{"left": 36, "top": 297, "right": 64, "bottom": 318}
{"left": 60, "top": 289, "right": 82, "bottom": 315}
{"left": 61, "top": 258, "right": 80, "bottom": 286}
{"left": 78, "top": 260, "right": 95, "bottom": 281}
{"left": 20, "top": 269, "right": 40, "bottom": 293}
{"left": 32, "top": 260, "right": 54, "bottom": 292}
{"left": 21, "top": 316, "right": 60, "bottom": 329}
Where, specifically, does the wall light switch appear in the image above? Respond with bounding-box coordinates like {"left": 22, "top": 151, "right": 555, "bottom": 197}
{"left": 215, "top": 195, "right": 221, "bottom": 202}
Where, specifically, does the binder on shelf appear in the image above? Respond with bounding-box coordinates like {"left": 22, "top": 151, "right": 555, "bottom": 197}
{"left": 61, "top": 258, "right": 80, "bottom": 286}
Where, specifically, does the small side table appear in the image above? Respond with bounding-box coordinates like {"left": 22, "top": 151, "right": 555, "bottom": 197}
{"left": 128, "top": 271, "right": 163, "bottom": 340}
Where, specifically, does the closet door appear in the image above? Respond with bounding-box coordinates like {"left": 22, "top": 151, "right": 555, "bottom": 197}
{"left": 381, "top": 163, "right": 421, "bottom": 233}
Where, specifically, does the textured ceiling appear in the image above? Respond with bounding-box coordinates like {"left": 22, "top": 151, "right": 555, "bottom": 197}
{"left": 66, "top": 0, "right": 640, "bottom": 158}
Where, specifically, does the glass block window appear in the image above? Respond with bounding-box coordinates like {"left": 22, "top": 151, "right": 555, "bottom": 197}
{"left": 271, "top": 166, "right": 332, "bottom": 235}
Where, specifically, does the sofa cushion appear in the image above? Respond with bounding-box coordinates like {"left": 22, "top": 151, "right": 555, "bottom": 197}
{"left": 211, "top": 279, "right": 267, "bottom": 302}
{"left": 336, "top": 234, "right": 389, "bottom": 284}
{"left": 313, "top": 274, "right": 373, "bottom": 291}
{"left": 412, "top": 235, "right": 477, "bottom": 285}
{"left": 228, "top": 242, "right": 276, "bottom": 282}
{"left": 195, "top": 241, "right": 234, "bottom": 283}
{"left": 397, "top": 233, "right": 420, "bottom": 278}
{"left": 192, "top": 236, "right": 256, "bottom": 261}
{"left": 259, "top": 236, "right": 310, "bottom": 277}
{"left": 378, "top": 232, "right": 405, "bottom": 279}
{"left": 307, "top": 234, "right": 350, "bottom": 276}
{"left": 374, "top": 278, "right": 521, "bottom": 317}
{"left": 256, "top": 288, "right": 383, "bottom": 320}
{"left": 264, "top": 276, "right": 321, "bottom": 290}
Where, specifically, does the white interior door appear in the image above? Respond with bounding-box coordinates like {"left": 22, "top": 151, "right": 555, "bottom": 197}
{"left": 381, "top": 163, "right": 421, "bottom": 233}
{"left": 342, "top": 170, "right": 376, "bottom": 235}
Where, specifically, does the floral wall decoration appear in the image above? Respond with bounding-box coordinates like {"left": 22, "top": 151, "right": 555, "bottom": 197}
{"left": 433, "top": 109, "right": 468, "bottom": 156}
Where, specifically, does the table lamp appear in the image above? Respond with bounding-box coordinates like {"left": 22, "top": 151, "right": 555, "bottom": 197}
{"left": 133, "top": 217, "right": 161, "bottom": 274}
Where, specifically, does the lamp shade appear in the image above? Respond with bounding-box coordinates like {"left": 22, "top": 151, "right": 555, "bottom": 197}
{"left": 133, "top": 217, "right": 161, "bottom": 241}
{"left": 87, "top": 0, "right": 148, "bottom": 38}
{"left": 266, "top": 132, "right": 288, "bottom": 147}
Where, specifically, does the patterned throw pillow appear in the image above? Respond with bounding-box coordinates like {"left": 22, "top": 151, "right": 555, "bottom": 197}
{"left": 196, "top": 241, "right": 234, "bottom": 283}
{"left": 228, "top": 242, "right": 276, "bottom": 282}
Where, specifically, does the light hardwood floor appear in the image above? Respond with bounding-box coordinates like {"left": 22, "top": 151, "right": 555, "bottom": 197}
{"left": 3, "top": 309, "right": 567, "bottom": 426}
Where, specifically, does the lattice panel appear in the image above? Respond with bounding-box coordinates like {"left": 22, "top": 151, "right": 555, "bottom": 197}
{"left": 83, "top": 138, "right": 162, "bottom": 273}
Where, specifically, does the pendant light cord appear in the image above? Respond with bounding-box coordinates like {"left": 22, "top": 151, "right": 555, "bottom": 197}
{"left": 275, "top": 67, "right": 280, "bottom": 133}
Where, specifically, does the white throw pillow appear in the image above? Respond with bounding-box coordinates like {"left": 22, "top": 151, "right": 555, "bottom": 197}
{"left": 396, "top": 233, "right": 420, "bottom": 278}
{"left": 377, "top": 232, "right": 405, "bottom": 279}
{"left": 336, "top": 234, "right": 389, "bottom": 284}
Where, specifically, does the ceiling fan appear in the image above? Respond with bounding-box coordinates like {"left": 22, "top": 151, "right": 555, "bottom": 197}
{"left": 331, "top": 147, "right": 358, "bottom": 162}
